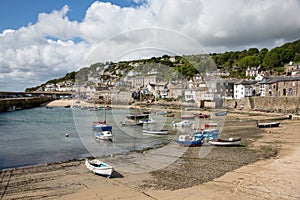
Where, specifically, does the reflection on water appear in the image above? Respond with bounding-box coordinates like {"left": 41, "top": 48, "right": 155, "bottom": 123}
{"left": 0, "top": 107, "right": 169, "bottom": 170}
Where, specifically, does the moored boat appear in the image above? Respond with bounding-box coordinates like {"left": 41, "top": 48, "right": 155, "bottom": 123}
{"left": 193, "top": 113, "right": 210, "bottom": 118}
{"left": 126, "top": 113, "right": 149, "bottom": 120}
{"left": 85, "top": 159, "right": 113, "bottom": 178}
{"left": 194, "top": 129, "right": 220, "bottom": 141}
{"left": 142, "top": 129, "right": 168, "bottom": 135}
{"left": 175, "top": 133, "right": 203, "bottom": 146}
{"left": 95, "top": 131, "right": 113, "bottom": 141}
{"left": 214, "top": 111, "right": 227, "bottom": 116}
{"left": 181, "top": 115, "right": 196, "bottom": 119}
{"left": 204, "top": 122, "right": 219, "bottom": 128}
{"left": 172, "top": 120, "right": 193, "bottom": 127}
{"left": 156, "top": 110, "right": 172, "bottom": 115}
{"left": 91, "top": 124, "right": 112, "bottom": 131}
{"left": 208, "top": 138, "right": 241, "bottom": 146}
{"left": 121, "top": 119, "right": 143, "bottom": 126}
{"left": 257, "top": 122, "right": 280, "bottom": 128}
{"left": 139, "top": 118, "right": 155, "bottom": 124}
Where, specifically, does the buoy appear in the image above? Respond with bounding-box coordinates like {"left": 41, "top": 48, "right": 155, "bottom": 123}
{"left": 65, "top": 133, "right": 69, "bottom": 137}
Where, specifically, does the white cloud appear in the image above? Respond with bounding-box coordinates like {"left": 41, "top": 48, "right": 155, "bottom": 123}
{"left": 1, "top": 0, "right": 300, "bottom": 91}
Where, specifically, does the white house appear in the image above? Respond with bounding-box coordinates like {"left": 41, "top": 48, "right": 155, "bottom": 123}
{"left": 234, "top": 80, "right": 256, "bottom": 99}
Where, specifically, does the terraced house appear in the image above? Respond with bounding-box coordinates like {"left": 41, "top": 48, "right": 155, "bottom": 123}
{"left": 264, "top": 76, "right": 300, "bottom": 97}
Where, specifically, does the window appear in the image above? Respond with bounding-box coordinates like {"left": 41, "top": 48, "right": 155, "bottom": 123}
{"left": 283, "top": 88, "right": 286, "bottom": 96}
{"left": 288, "top": 88, "right": 293, "bottom": 96}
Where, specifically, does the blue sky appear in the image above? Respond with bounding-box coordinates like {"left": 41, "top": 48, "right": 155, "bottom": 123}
{"left": 1, "top": 0, "right": 300, "bottom": 91}
{"left": 0, "top": 0, "right": 142, "bottom": 31}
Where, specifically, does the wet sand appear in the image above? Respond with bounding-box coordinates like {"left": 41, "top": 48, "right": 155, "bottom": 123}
{"left": 1, "top": 107, "right": 300, "bottom": 200}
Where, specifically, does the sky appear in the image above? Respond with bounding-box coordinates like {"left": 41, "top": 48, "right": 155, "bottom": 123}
{"left": 1, "top": 0, "right": 300, "bottom": 91}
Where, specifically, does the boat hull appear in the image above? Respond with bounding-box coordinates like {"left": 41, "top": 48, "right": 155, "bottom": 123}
{"left": 126, "top": 113, "right": 149, "bottom": 120}
{"left": 143, "top": 129, "right": 168, "bottom": 135}
{"left": 257, "top": 122, "right": 280, "bottom": 128}
{"left": 85, "top": 159, "right": 113, "bottom": 177}
{"left": 214, "top": 112, "right": 227, "bottom": 116}
{"left": 208, "top": 138, "right": 241, "bottom": 146}
{"left": 175, "top": 139, "right": 203, "bottom": 147}
{"left": 91, "top": 125, "right": 112, "bottom": 131}
{"left": 95, "top": 131, "right": 113, "bottom": 140}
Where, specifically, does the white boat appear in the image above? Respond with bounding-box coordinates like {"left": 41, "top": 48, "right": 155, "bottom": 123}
{"left": 257, "top": 122, "right": 280, "bottom": 128}
{"left": 95, "top": 131, "right": 113, "bottom": 140}
{"left": 121, "top": 119, "right": 143, "bottom": 126}
{"left": 142, "top": 129, "right": 168, "bottom": 135}
{"left": 139, "top": 118, "right": 155, "bottom": 124}
{"left": 172, "top": 120, "right": 193, "bottom": 127}
{"left": 208, "top": 138, "right": 241, "bottom": 146}
{"left": 85, "top": 159, "right": 113, "bottom": 178}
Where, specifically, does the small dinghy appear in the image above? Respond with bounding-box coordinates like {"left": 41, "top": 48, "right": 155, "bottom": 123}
{"left": 85, "top": 159, "right": 113, "bottom": 178}
{"left": 142, "top": 129, "right": 168, "bottom": 135}
{"left": 208, "top": 138, "right": 241, "bottom": 146}
{"left": 257, "top": 122, "right": 280, "bottom": 128}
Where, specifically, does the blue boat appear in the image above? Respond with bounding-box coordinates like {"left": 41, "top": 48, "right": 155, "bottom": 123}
{"left": 194, "top": 129, "right": 219, "bottom": 141}
{"left": 175, "top": 133, "right": 204, "bottom": 146}
{"left": 214, "top": 111, "right": 227, "bottom": 116}
{"left": 91, "top": 124, "right": 112, "bottom": 131}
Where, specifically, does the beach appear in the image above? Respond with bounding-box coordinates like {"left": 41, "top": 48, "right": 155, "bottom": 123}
{"left": 1, "top": 102, "right": 300, "bottom": 200}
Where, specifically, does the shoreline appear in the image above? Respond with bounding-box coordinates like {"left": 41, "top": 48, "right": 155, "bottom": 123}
{"left": 1, "top": 109, "right": 299, "bottom": 199}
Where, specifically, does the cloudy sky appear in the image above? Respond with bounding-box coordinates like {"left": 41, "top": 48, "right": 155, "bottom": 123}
{"left": 1, "top": 0, "right": 300, "bottom": 91}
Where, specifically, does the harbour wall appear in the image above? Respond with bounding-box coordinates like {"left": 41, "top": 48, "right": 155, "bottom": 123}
{"left": 0, "top": 97, "right": 52, "bottom": 112}
{"left": 226, "top": 97, "right": 300, "bottom": 113}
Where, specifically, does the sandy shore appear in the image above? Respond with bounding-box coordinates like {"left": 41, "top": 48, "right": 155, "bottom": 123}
{"left": 1, "top": 110, "right": 299, "bottom": 199}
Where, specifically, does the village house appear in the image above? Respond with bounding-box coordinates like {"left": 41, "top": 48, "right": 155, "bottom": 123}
{"left": 285, "top": 61, "right": 300, "bottom": 75}
{"left": 223, "top": 79, "right": 237, "bottom": 99}
{"left": 264, "top": 76, "right": 300, "bottom": 97}
{"left": 246, "top": 66, "right": 262, "bottom": 77}
{"left": 234, "top": 80, "right": 256, "bottom": 99}
{"left": 44, "top": 83, "right": 56, "bottom": 92}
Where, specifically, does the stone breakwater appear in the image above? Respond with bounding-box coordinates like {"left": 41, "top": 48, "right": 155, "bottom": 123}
{"left": 0, "top": 97, "right": 51, "bottom": 112}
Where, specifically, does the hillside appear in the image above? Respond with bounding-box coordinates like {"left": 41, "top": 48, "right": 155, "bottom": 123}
{"left": 211, "top": 38, "right": 300, "bottom": 78}
{"left": 25, "top": 38, "right": 300, "bottom": 91}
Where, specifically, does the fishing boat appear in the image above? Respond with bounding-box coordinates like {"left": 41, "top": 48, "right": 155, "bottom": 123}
{"left": 95, "top": 131, "right": 113, "bottom": 141}
{"left": 85, "top": 159, "right": 113, "bottom": 178}
{"left": 121, "top": 119, "right": 143, "bottom": 126}
{"left": 257, "top": 122, "right": 280, "bottom": 128}
{"left": 172, "top": 120, "right": 193, "bottom": 127}
{"left": 214, "top": 111, "right": 227, "bottom": 116}
{"left": 208, "top": 138, "right": 241, "bottom": 146}
{"left": 142, "top": 129, "right": 168, "bottom": 135}
{"left": 175, "top": 133, "right": 203, "bottom": 146}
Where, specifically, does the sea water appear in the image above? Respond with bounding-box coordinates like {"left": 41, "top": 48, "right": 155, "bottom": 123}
{"left": 0, "top": 107, "right": 169, "bottom": 170}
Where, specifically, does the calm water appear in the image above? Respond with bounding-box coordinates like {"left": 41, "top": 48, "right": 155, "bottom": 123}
{"left": 0, "top": 107, "right": 170, "bottom": 170}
